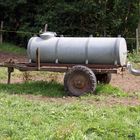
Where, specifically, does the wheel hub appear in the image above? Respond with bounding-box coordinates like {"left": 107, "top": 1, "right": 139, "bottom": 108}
{"left": 74, "top": 80, "right": 85, "bottom": 89}
{"left": 73, "top": 75, "right": 86, "bottom": 89}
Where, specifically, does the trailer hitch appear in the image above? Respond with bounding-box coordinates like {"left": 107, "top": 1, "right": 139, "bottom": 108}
{"left": 127, "top": 62, "right": 140, "bottom": 76}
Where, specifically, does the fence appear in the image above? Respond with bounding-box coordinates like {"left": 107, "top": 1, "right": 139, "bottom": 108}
{"left": 0, "top": 22, "right": 140, "bottom": 53}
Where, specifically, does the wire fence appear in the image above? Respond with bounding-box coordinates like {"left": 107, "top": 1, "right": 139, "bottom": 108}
{"left": 0, "top": 29, "right": 37, "bottom": 35}
{"left": 0, "top": 29, "right": 140, "bottom": 52}
{"left": 0, "top": 29, "right": 139, "bottom": 39}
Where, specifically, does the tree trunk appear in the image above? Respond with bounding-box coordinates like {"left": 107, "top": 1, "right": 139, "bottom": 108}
{"left": 0, "top": 21, "right": 4, "bottom": 44}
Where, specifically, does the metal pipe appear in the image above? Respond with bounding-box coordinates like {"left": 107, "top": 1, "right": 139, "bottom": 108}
{"left": 127, "top": 62, "right": 140, "bottom": 76}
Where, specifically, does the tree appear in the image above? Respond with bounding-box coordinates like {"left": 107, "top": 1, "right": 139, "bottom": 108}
{"left": 0, "top": 0, "right": 139, "bottom": 47}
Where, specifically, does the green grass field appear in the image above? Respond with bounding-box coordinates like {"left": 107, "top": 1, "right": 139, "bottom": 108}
{"left": 0, "top": 43, "right": 140, "bottom": 139}
{"left": 0, "top": 43, "right": 26, "bottom": 55}
{"left": 0, "top": 92, "right": 140, "bottom": 140}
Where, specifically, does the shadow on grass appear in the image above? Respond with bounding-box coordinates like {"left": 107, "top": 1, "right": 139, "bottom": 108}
{"left": 0, "top": 81, "right": 66, "bottom": 97}
{"left": 0, "top": 81, "right": 128, "bottom": 98}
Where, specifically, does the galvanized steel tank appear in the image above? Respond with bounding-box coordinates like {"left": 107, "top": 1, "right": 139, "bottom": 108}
{"left": 27, "top": 32, "right": 127, "bottom": 66}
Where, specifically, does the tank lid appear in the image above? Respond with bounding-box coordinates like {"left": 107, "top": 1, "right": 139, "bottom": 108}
{"left": 40, "top": 31, "right": 57, "bottom": 39}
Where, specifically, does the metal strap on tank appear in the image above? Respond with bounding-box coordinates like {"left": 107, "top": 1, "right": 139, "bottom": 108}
{"left": 85, "top": 37, "right": 91, "bottom": 64}
{"left": 55, "top": 38, "right": 61, "bottom": 63}
{"left": 114, "top": 38, "right": 120, "bottom": 65}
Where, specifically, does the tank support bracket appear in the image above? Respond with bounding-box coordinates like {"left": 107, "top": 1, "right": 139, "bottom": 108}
{"left": 36, "top": 48, "right": 40, "bottom": 70}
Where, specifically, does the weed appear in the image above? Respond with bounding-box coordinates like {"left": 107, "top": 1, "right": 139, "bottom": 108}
{"left": 22, "top": 71, "right": 32, "bottom": 82}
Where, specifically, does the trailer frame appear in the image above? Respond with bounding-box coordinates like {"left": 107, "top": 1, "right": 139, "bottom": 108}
{"left": 0, "top": 60, "right": 125, "bottom": 84}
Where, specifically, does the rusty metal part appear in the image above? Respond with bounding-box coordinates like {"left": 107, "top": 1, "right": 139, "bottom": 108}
{"left": 0, "top": 62, "right": 123, "bottom": 74}
{"left": 36, "top": 48, "right": 40, "bottom": 70}
{"left": 26, "top": 63, "right": 121, "bottom": 69}
{"left": 71, "top": 73, "right": 88, "bottom": 89}
{"left": 0, "top": 60, "right": 125, "bottom": 86}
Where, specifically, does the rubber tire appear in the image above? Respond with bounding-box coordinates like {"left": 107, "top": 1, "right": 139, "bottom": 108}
{"left": 96, "top": 73, "right": 111, "bottom": 84}
{"left": 64, "top": 65, "right": 97, "bottom": 96}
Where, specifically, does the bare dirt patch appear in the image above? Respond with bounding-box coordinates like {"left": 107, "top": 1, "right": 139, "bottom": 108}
{"left": 0, "top": 51, "right": 28, "bottom": 63}
{"left": 111, "top": 72, "right": 140, "bottom": 93}
{"left": 17, "top": 94, "right": 140, "bottom": 107}
{"left": 0, "top": 52, "right": 140, "bottom": 106}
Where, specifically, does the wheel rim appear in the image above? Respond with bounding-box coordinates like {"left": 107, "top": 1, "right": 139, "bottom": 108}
{"left": 68, "top": 71, "right": 91, "bottom": 94}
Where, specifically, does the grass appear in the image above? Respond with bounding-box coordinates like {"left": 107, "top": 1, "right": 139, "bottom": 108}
{"left": 96, "top": 84, "right": 127, "bottom": 97}
{"left": 0, "top": 42, "right": 26, "bottom": 55}
{"left": 0, "top": 81, "right": 65, "bottom": 97}
{"left": 0, "top": 92, "right": 140, "bottom": 140}
{"left": 0, "top": 80, "right": 128, "bottom": 98}
{"left": 0, "top": 43, "right": 139, "bottom": 139}
{"left": 128, "top": 51, "right": 140, "bottom": 63}
{"left": 0, "top": 81, "right": 127, "bottom": 97}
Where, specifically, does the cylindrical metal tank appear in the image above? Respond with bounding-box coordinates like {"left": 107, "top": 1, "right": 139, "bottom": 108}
{"left": 27, "top": 32, "right": 127, "bottom": 66}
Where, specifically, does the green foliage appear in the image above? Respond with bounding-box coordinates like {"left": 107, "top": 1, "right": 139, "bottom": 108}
{"left": 0, "top": 0, "right": 139, "bottom": 46}
{"left": 128, "top": 52, "right": 140, "bottom": 63}
{"left": 0, "top": 92, "right": 140, "bottom": 139}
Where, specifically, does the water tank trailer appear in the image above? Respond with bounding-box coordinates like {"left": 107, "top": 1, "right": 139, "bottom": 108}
{"left": 0, "top": 29, "right": 140, "bottom": 96}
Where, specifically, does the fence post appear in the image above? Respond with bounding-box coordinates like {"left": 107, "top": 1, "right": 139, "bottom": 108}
{"left": 0, "top": 21, "right": 4, "bottom": 44}
{"left": 138, "top": 22, "right": 140, "bottom": 50}
{"left": 136, "top": 28, "right": 139, "bottom": 53}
